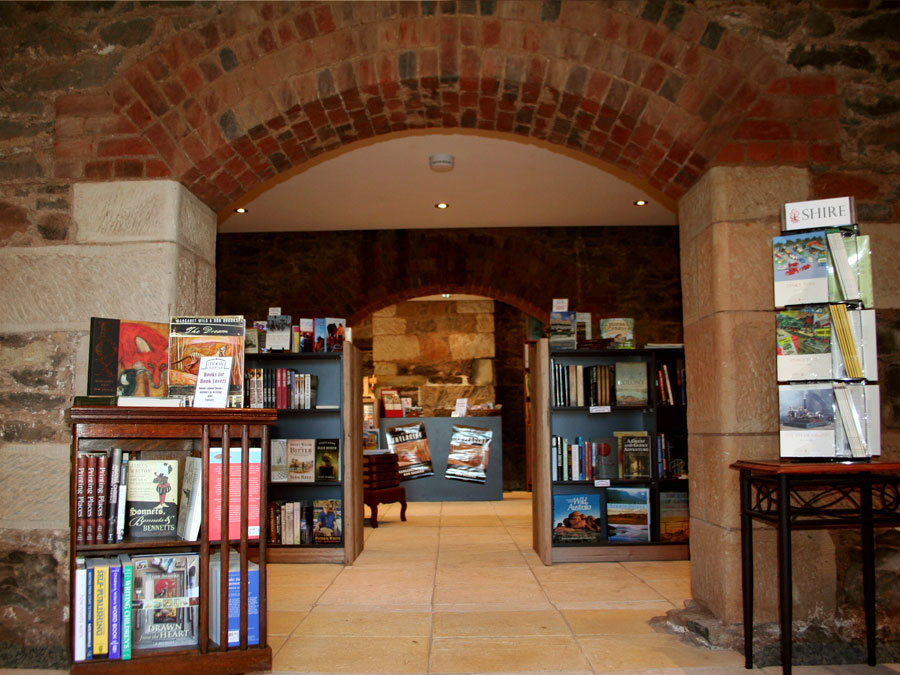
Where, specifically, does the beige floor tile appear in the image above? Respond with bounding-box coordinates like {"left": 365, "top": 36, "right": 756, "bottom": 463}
{"left": 317, "top": 579, "right": 435, "bottom": 605}
{"left": 266, "top": 584, "right": 328, "bottom": 611}
{"left": 578, "top": 633, "right": 745, "bottom": 670}
{"left": 437, "top": 548, "right": 530, "bottom": 568}
{"left": 274, "top": 635, "right": 430, "bottom": 673}
{"left": 622, "top": 559, "right": 692, "bottom": 581}
{"left": 433, "top": 609, "right": 570, "bottom": 636}
{"left": 430, "top": 635, "right": 592, "bottom": 672}
{"left": 433, "top": 580, "right": 547, "bottom": 605}
{"left": 562, "top": 608, "right": 664, "bottom": 635}
{"left": 529, "top": 561, "right": 631, "bottom": 582}
{"left": 294, "top": 607, "right": 432, "bottom": 636}
{"left": 646, "top": 577, "right": 693, "bottom": 606}
{"left": 542, "top": 577, "right": 670, "bottom": 604}
{"left": 440, "top": 515, "right": 504, "bottom": 527}
{"left": 267, "top": 634, "right": 287, "bottom": 652}
{"left": 267, "top": 562, "right": 343, "bottom": 584}
{"left": 268, "top": 609, "right": 307, "bottom": 635}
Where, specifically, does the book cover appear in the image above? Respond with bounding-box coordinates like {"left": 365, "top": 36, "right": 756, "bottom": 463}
{"left": 175, "top": 456, "right": 202, "bottom": 542}
{"left": 548, "top": 310, "right": 576, "bottom": 350}
{"left": 659, "top": 491, "right": 689, "bottom": 543}
{"left": 125, "top": 459, "right": 179, "bottom": 540}
{"left": 73, "top": 558, "right": 87, "bottom": 662}
{"left": 385, "top": 422, "right": 434, "bottom": 480}
{"left": 287, "top": 438, "right": 315, "bottom": 482}
{"left": 118, "top": 553, "right": 133, "bottom": 660}
{"left": 116, "top": 453, "right": 129, "bottom": 543}
{"left": 131, "top": 553, "right": 200, "bottom": 651}
{"left": 76, "top": 453, "right": 87, "bottom": 546}
{"left": 266, "top": 314, "right": 292, "bottom": 351}
{"left": 108, "top": 558, "right": 122, "bottom": 660}
{"left": 773, "top": 231, "right": 829, "bottom": 307}
{"left": 313, "top": 499, "right": 342, "bottom": 544}
{"left": 575, "top": 312, "right": 592, "bottom": 344}
{"left": 614, "top": 362, "right": 648, "bottom": 406}
{"left": 313, "top": 318, "right": 327, "bottom": 352}
{"left": 314, "top": 439, "right": 340, "bottom": 481}
{"left": 104, "top": 447, "right": 123, "bottom": 545}
{"left": 167, "top": 316, "right": 245, "bottom": 407}
{"left": 208, "top": 447, "right": 261, "bottom": 541}
{"left": 95, "top": 452, "right": 108, "bottom": 545}
{"left": 620, "top": 433, "right": 652, "bottom": 479}
{"left": 445, "top": 424, "right": 492, "bottom": 483}
{"left": 552, "top": 493, "right": 606, "bottom": 544}
{"left": 244, "top": 327, "right": 259, "bottom": 354}
{"left": 208, "top": 551, "right": 260, "bottom": 647}
{"left": 85, "top": 560, "right": 93, "bottom": 658}
{"left": 88, "top": 318, "right": 170, "bottom": 398}
{"left": 88, "top": 557, "right": 110, "bottom": 656}
{"left": 599, "top": 318, "right": 634, "bottom": 349}
{"left": 85, "top": 453, "right": 97, "bottom": 544}
{"left": 592, "top": 438, "right": 620, "bottom": 479}
{"left": 325, "top": 317, "right": 346, "bottom": 352}
{"left": 775, "top": 306, "right": 832, "bottom": 381}
{"left": 297, "top": 318, "right": 314, "bottom": 352}
{"left": 778, "top": 382, "right": 836, "bottom": 458}
{"left": 606, "top": 486, "right": 651, "bottom": 542}
{"left": 381, "top": 388, "right": 403, "bottom": 418}
{"left": 270, "top": 438, "right": 288, "bottom": 482}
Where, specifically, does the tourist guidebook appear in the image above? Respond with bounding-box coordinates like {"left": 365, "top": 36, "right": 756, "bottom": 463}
{"left": 552, "top": 493, "right": 607, "bottom": 544}
{"left": 168, "top": 316, "right": 245, "bottom": 407}
{"left": 606, "top": 487, "right": 651, "bottom": 542}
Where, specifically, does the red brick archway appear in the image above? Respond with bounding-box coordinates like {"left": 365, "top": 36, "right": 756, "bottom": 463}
{"left": 53, "top": 1, "right": 841, "bottom": 212}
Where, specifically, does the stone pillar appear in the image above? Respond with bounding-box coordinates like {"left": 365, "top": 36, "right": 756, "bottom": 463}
{"left": 0, "top": 179, "right": 215, "bottom": 666}
{"left": 679, "top": 166, "right": 839, "bottom": 627}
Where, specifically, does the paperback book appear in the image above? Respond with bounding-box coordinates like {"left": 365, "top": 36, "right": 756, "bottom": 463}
{"left": 313, "top": 499, "right": 342, "bottom": 544}
{"left": 175, "top": 456, "right": 202, "bottom": 542}
{"left": 548, "top": 310, "right": 576, "bottom": 350}
{"left": 167, "top": 316, "right": 245, "bottom": 407}
{"left": 599, "top": 318, "right": 634, "bottom": 349}
{"left": 659, "top": 491, "right": 689, "bottom": 543}
{"left": 606, "top": 486, "right": 651, "bottom": 543}
{"left": 314, "top": 439, "right": 340, "bottom": 481}
{"left": 270, "top": 438, "right": 288, "bottom": 482}
{"left": 131, "top": 553, "right": 200, "bottom": 651}
{"left": 287, "top": 438, "right": 315, "bottom": 482}
{"left": 208, "top": 550, "right": 259, "bottom": 647}
{"left": 87, "top": 317, "right": 170, "bottom": 398}
{"left": 614, "top": 362, "right": 648, "bottom": 406}
{"left": 125, "top": 459, "right": 179, "bottom": 540}
{"left": 552, "top": 493, "right": 607, "bottom": 544}
{"left": 620, "top": 433, "right": 652, "bottom": 479}
{"left": 265, "top": 314, "right": 292, "bottom": 351}
{"left": 773, "top": 231, "right": 829, "bottom": 307}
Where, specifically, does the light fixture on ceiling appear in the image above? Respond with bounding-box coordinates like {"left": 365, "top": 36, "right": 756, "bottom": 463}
{"left": 234, "top": 207, "right": 248, "bottom": 213}
{"left": 429, "top": 154, "right": 454, "bottom": 172}
{"left": 633, "top": 199, "right": 648, "bottom": 207}
{"left": 435, "top": 202, "right": 449, "bottom": 209}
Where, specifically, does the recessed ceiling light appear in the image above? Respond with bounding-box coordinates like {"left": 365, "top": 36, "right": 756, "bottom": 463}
{"left": 234, "top": 207, "right": 248, "bottom": 213}
{"left": 633, "top": 199, "right": 648, "bottom": 207}
{"left": 435, "top": 202, "right": 449, "bottom": 209}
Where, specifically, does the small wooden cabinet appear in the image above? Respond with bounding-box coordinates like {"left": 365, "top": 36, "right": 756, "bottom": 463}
{"left": 68, "top": 406, "right": 276, "bottom": 673}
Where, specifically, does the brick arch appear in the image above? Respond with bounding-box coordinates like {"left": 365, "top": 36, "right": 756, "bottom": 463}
{"left": 55, "top": 1, "right": 841, "bottom": 212}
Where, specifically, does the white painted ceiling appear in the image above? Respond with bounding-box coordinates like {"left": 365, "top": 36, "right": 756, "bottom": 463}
{"left": 217, "top": 132, "right": 677, "bottom": 233}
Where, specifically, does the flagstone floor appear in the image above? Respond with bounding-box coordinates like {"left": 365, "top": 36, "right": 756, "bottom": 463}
{"left": 266, "top": 492, "right": 900, "bottom": 674}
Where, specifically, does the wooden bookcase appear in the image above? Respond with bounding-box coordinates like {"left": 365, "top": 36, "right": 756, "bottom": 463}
{"left": 530, "top": 339, "right": 690, "bottom": 564}
{"left": 68, "top": 406, "right": 276, "bottom": 673}
{"left": 244, "top": 344, "right": 363, "bottom": 564}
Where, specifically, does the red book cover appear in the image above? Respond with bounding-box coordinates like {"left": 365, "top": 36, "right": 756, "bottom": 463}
{"left": 85, "top": 454, "right": 97, "bottom": 545}
{"left": 208, "top": 447, "right": 261, "bottom": 541}
{"left": 95, "top": 453, "right": 109, "bottom": 545}
{"left": 75, "top": 454, "right": 87, "bottom": 546}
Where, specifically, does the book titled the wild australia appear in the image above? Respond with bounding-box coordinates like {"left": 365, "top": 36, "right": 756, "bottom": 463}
{"left": 168, "top": 316, "right": 244, "bottom": 407}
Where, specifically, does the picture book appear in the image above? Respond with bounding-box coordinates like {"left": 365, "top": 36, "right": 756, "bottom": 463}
{"left": 385, "top": 422, "right": 434, "bottom": 480}
{"left": 614, "top": 361, "right": 648, "bottom": 406}
{"left": 313, "top": 499, "right": 342, "bottom": 544}
{"left": 548, "top": 310, "right": 576, "bottom": 350}
{"left": 659, "top": 491, "right": 689, "bottom": 543}
{"left": 599, "top": 318, "right": 634, "bottom": 349}
{"left": 287, "top": 438, "right": 315, "bottom": 482}
{"left": 87, "top": 317, "right": 170, "bottom": 398}
{"left": 606, "top": 487, "right": 651, "bottom": 542}
{"left": 167, "top": 316, "right": 245, "bottom": 407}
{"left": 552, "top": 493, "right": 606, "bottom": 544}
{"left": 208, "top": 447, "right": 261, "bottom": 541}
{"left": 772, "top": 231, "right": 829, "bottom": 307}
{"left": 325, "top": 317, "right": 346, "bottom": 352}
{"left": 208, "top": 550, "right": 259, "bottom": 647}
{"left": 445, "top": 424, "right": 492, "bottom": 483}
{"left": 314, "top": 439, "right": 340, "bottom": 481}
{"left": 130, "top": 553, "right": 200, "bottom": 651}
{"left": 125, "top": 459, "right": 179, "bottom": 540}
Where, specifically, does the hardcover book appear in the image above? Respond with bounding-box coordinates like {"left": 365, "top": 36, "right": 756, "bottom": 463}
{"left": 659, "top": 491, "right": 689, "bottom": 543}
{"left": 87, "top": 317, "right": 170, "bottom": 398}
{"left": 265, "top": 314, "right": 292, "bottom": 351}
{"left": 599, "top": 318, "right": 634, "bottom": 349}
{"left": 325, "top": 317, "right": 346, "bottom": 352}
{"left": 130, "top": 554, "right": 200, "bottom": 651}
{"left": 167, "top": 316, "right": 245, "bottom": 407}
{"left": 385, "top": 422, "right": 434, "bottom": 480}
{"left": 620, "top": 433, "right": 652, "bottom": 479}
{"left": 208, "top": 447, "right": 261, "bottom": 541}
{"left": 125, "top": 459, "right": 179, "bottom": 540}
{"left": 552, "top": 493, "right": 606, "bottom": 544}
{"left": 592, "top": 438, "right": 620, "bottom": 479}
{"left": 314, "top": 439, "right": 340, "bottom": 481}
{"left": 614, "top": 362, "right": 648, "bottom": 406}
{"left": 297, "top": 318, "right": 314, "bottom": 352}
{"left": 606, "top": 487, "right": 651, "bottom": 543}
{"left": 313, "top": 499, "right": 342, "bottom": 544}
{"left": 208, "top": 551, "right": 259, "bottom": 647}
{"left": 287, "top": 438, "right": 315, "bottom": 482}
{"left": 548, "top": 310, "right": 576, "bottom": 350}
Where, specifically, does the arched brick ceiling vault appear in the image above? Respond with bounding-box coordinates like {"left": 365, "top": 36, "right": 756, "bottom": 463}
{"left": 56, "top": 1, "right": 841, "bottom": 213}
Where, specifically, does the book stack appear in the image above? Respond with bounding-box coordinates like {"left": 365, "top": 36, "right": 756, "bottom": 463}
{"left": 245, "top": 367, "right": 319, "bottom": 409}
{"left": 75, "top": 448, "right": 129, "bottom": 546}
{"left": 774, "top": 196, "right": 880, "bottom": 459}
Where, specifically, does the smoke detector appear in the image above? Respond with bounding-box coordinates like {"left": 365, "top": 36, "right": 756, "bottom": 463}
{"left": 429, "top": 154, "right": 454, "bottom": 172}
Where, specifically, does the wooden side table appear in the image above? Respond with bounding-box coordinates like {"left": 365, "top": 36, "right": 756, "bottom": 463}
{"left": 730, "top": 459, "right": 900, "bottom": 674}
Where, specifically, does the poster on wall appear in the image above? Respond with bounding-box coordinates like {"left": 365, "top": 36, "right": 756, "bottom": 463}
{"left": 385, "top": 422, "right": 434, "bottom": 480}
{"left": 444, "top": 425, "right": 492, "bottom": 483}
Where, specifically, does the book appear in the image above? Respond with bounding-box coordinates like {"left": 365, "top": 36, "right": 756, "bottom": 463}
{"left": 606, "top": 486, "right": 651, "bottom": 542}
{"left": 778, "top": 382, "right": 836, "bottom": 458}
{"left": 244, "top": 327, "right": 259, "bottom": 354}
{"left": 772, "top": 231, "right": 829, "bottom": 307}
{"left": 95, "top": 452, "right": 108, "bottom": 545}
{"left": 592, "top": 437, "right": 619, "bottom": 479}
{"left": 620, "top": 433, "right": 652, "bottom": 479}
{"left": 445, "top": 424, "right": 492, "bottom": 483}
{"left": 599, "top": 318, "right": 634, "bottom": 349}
{"left": 297, "top": 318, "right": 314, "bottom": 352}
{"left": 76, "top": 453, "right": 88, "bottom": 546}
{"left": 266, "top": 314, "right": 292, "bottom": 351}
{"left": 552, "top": 493, "right": 606, "bottom": 544}
{"left": 105, "top": 447, "right": 123, "bottom": 544}
{"left": 313, "top": 499, "right": 342, "bottom": 544}
{"left": 208, "top": 550, "right": 260, "bottom": 647}
{"left": 85, "top": 558, "right": 93, "bottom": 658}
{"left": 314, "top": 438, "right": 340, "bottom": 481}
{"left": 117, "top": 395, "right": 185, "bottom": 407}
{"left": 270, "top": 438, "right": 288, "bottom": 482}
{"left": 325, "top": 317, "right": 346, "bottom": 352}
{"left": 575, "top": 312, "right": 592, "bottom": 344}
{"left": 116, "top": 453, "right": 129, "bottom": 543}
{"left": 614, "top": 361, "right": 648, "bottom": 406}
{"left": 287, "top": 438, "right": 316, "bottom": 482}
{"left": 548, "top": 310, "right": 576, "bottom": 350}
{"left": 381, "top": 388, "right": 403, "bottom": 418}
{"left": 87, "top": 557, "right": 110, "bottom": 656}
{"left": 131, "top": 553, "right": 200, "bottom": 651}
{"left": 125, "top": 459, "right": 179, "bottom": 540}
{"left": 167, "top": 316, "right": 245, "bottom": 407}
{"left": 118, "top": 553, "right": 133, "bottom": 660}
{"left": 73, "top": 557, "right": 87, "bottom": 661}
{"left": 313, "top": 318, "right": 327, "bottom": 352}
{"left": 85, "top": 453, "right": 97, "bottom": 545}
{"left": 108, "top": 558, "right": 122, "bottom": 660}
{"left": 175, "top": 456, "right": 202, "bottom": 542}
{"left": 208, "top": 446, "right": 261, "bottom": 541}
{"left": 385, "top": 422, "right": 434, "bottom": 480}
{"left": 659, "top": 491, "right": 690, "bottom": 543}
{"left": 87, "top": 317, "right": 170, "bottom": 398}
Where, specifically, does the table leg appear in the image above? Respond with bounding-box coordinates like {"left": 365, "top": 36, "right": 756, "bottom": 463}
{"left": 861, "top": 482, "right": 876, "bottom": 666}
{"left": 777, "top": 473, "right": 792, "bottom": 675}
{"left": 740, "top": 469, "right": 754, "bottom": 669}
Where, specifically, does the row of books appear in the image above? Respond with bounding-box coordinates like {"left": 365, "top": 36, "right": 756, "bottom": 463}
{"left": 548, "top": 312, "right": 635, "bottom": 350}
{"left": 552, "top": 361, "right": 649, "bottom": 408}
{"left": 76, "top": 448, "right": 262, "bottom": 546}
{"left": 74, "top": 552, "right": 258, "bottom": 662}
{"left": 248, "top": 315, "right": 345, "bottom": 354}
{"left": 244, "top": 367, "right": 320, "bottom": 409}
{"left": 270, "top": 438, "right": 341, "bottom": 482}
{"left": 655, "top": 362, "right": 686, "bottom": 406}
{"left": 268, "top": 499, "right": 343, "bottom": 545}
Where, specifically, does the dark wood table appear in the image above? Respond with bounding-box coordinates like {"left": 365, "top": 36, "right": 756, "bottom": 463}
{"left": 731, "top": 458, "right": 900, "bottom": 674}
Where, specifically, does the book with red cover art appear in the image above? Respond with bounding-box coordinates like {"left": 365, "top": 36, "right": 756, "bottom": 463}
{"left": 208, "top": 447, "right": 261, "bottom": 541}
{"left": 87, "top": 317, "right": 170, "bottom": 398}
